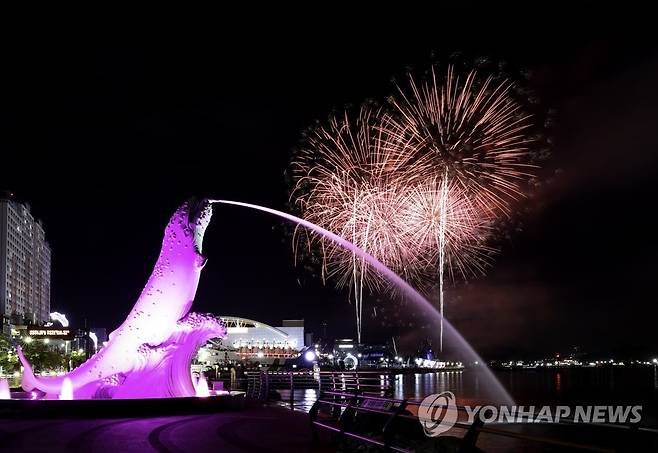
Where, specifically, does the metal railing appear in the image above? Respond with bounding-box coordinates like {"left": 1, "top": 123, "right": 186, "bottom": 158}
{"left": 231, "top": 370, "right": 657, "bottom": 451}
{"left": 243, "top": 370, "right": 394, "bottom": 408}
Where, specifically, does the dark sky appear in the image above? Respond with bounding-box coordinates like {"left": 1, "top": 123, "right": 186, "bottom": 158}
{"left": 2, "top": 13, "right": 657, "bottom": 359}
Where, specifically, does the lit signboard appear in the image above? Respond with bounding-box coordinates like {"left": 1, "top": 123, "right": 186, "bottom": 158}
{"left": 27, "top": 326, "right": 75, "bottom": 340}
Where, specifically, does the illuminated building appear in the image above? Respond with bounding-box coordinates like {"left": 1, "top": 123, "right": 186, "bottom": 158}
{"left": 195, "top": 317, "right": 305, "bottom": 366}
{"left": 0, "top": 193, "right": 51, "bottom": 327}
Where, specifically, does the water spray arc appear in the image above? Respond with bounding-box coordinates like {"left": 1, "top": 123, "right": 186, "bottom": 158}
{"left": 209, "top": 199, "right": 513, "bottom": 404}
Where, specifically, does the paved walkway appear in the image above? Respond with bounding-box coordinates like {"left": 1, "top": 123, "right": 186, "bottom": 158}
{"left": 2, "top": 404, "right": 654, "bottom": 452}
{"left": 0, "top": 406, "right": 319, "bottom": 453}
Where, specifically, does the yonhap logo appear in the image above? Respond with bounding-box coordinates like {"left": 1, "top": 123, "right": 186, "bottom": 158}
{"left": 418, "top": 391, "right": 458, "bottom": 436}
{"left": 416, "top": 392, "right": 642, "bottom": 436}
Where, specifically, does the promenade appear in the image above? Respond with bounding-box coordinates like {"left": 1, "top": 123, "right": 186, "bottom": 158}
{"left": 0, "top": 406, "right": 318, "bottom": 453}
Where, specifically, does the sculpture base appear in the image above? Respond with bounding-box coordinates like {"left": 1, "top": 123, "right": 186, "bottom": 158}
{"left": 0, "top": 392, "right": 246, "bottom": 418}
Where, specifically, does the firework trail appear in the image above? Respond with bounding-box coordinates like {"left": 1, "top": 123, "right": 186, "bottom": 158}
{"left": 437, "top": 171, "right": 448, "bottom": 352}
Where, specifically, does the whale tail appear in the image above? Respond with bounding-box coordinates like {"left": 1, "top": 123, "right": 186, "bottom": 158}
{"left": 17, "top": 346, "right": 39, "bottom": 392}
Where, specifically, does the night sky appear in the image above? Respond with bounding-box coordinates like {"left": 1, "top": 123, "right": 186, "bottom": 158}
{"left": 2, "top": 13, "right": 657, "bottom": 360}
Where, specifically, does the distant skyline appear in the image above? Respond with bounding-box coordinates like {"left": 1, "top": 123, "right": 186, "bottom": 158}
{"left": 2, "top": 16, "right": 657, "bottom": 359}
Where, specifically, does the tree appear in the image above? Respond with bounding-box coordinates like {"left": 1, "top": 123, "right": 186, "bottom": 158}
{"left": 20, "top": 339, "right": 67, "bottom": 373}
{"left": 0, "top": 333, "right": 19, "bottom": 374}
{"left": 70, "top": 350, "right": 86, "bottom": 369}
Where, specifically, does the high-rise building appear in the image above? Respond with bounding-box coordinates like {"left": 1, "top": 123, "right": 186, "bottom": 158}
{"left": 0, "top": 192, "right": 51, "bottom": 326}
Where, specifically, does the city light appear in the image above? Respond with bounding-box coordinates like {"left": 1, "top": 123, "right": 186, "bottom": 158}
{"left": 24, "top": 336, "right": 32, "bottom": 344}
{"left": 89, "top": 332, "right": 98, "bottom": 351}
{"left": 49, "top": 312, "right": 69, "bottom": 327}
{"left": 304, "top": 350, "right": 316, "bottom": 362}
{"left": 0, "top": 380, "right": 9, "bottom": 399}
{"left": 195, "top": 375, "right": 210, "bottom": 397}
{"left": 198, "top": 348, "right": 210, "bottom": 362}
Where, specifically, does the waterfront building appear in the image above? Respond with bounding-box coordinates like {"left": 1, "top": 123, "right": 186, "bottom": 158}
{"left": 195, "top": 317, "right": 305, "bottom": 367}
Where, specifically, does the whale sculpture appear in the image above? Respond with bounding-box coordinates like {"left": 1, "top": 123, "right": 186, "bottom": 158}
{"left": 18, "top": 198, "right": 226, "bottom": 399}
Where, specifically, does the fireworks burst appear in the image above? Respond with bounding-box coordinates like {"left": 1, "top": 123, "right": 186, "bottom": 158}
{"left": 397, "top": 174, "right": 496, "bottom": 349}
{"left": 290, "top": 106, "right": 410, "bottom": 342}
{"left": 290, "top": 64, "right": 539, "bottom": 347}
{"left": 383, "top": 65, "right": 537, "bottom": 216}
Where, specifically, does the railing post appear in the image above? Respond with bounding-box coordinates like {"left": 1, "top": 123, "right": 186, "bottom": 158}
{"left": 382, "top": 399, "right": 407, "bottom": 451}
{"left": 309, "top": 396, "right": 321, "bottom": 443}
{"left": 461, "top": 407, "right": 484, "bottom": 450}
{"left": 338, "top": 396, "right": 357, "bottom": 445}
{"left": 263, "top": 371, "right": 269, "bottom": 400}
{"left": 289, "top": 370, "right": 294, "bottom": 410}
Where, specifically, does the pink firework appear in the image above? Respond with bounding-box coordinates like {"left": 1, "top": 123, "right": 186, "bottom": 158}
{"left": 383, "top": 65, "right": 537, "bottom": 216}
{"left": 396, "top": 175, "right": 496, "bottom": 350}
{"left": 291, "top": 107, "right": 417, "bottom": 341}
{"left": 398, "top": 176, "right": 495, "bottom": 282}
{"left": 291, "top": 66, "right": 539, "bottom": 345}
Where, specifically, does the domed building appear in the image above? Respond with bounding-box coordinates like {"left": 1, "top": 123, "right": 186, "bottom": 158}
{"left": 196, "top": 317, "right": 305, "bottom": 367}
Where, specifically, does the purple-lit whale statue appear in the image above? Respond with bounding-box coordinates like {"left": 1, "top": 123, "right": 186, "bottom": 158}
{"left": 18, "top": 198, "right": 226, "bottom": 399}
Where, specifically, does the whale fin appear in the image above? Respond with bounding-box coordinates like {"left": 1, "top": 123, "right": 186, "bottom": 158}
{"left": 17, "top": 346, "right": 39, "bottom": 392}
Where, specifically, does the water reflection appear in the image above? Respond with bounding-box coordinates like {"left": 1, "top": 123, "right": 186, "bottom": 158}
{"left": 270, "top": 367, "right": 657, "bottom": 426}
{"left": 394, "top": 371, "right": 464, "bottom": 402}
